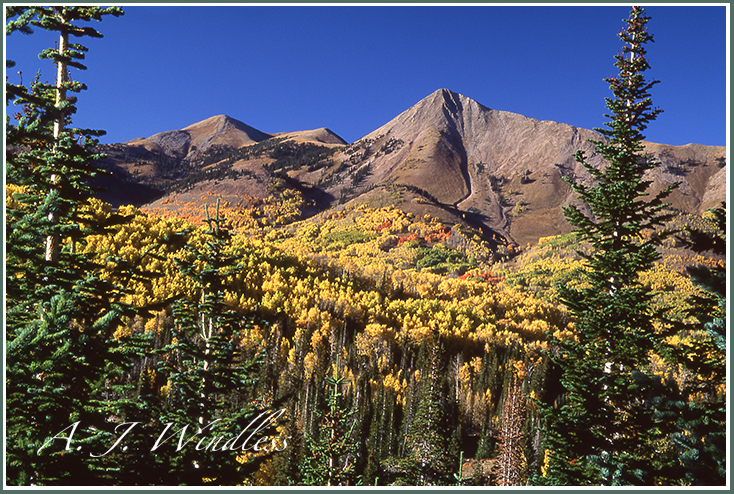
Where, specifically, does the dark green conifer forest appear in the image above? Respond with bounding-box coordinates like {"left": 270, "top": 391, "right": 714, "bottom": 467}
{"left": 5, "top": 6, "right": 726, "bottom": 487}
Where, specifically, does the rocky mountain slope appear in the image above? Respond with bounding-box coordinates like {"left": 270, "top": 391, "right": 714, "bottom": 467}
{"left": 96, "top": 89, "right": 726, "bottom": 248}
{"left": 133, "top": 115, "right": 272, "bottom": 158}
{"left": 311, "top": 89, "right": 725, "bottom": 246}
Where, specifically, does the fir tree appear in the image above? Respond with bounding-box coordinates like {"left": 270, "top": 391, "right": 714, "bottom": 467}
{"left": 657, "top": 203, "right": 726, "bottom": 485}
{"left": 300, "top": 364, "right": 358, "bottom": 486}
{"left": 383, "top": 337, "right": 453, "bottom": 485}
{"left": 5, "top": 7, "right": 141, "bottom": 486}
{"left": 151, "top": 202, "right": 280, "bottom": 485}
{"left": 539, "top": 7, "right": 678, "bottom": 485}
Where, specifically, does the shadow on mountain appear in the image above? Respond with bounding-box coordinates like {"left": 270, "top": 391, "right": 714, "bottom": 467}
{"left": 93, "top": 168, "right": 165, "bottom": 207}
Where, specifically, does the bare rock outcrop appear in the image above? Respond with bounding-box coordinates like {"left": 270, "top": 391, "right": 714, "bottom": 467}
{"left": 99, "top": 89, "right": 725, "bottom": 248}
{"left": 330, "top": 89, "right": 725, "bottom": 246}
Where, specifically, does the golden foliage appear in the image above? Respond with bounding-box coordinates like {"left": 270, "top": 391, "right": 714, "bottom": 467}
{"left": 74, "top": 198, "right": 722, "bottom": 484}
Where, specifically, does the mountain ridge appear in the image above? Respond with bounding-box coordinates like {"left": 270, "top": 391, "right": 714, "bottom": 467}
{"left": 123, "top": 114, "right": 347, "bottom": 161}
{"left": 97, "top": 88, "right": 726, "bottom": 247}
{"left": 315, "top": 89, "right": 724, "bottom": 245}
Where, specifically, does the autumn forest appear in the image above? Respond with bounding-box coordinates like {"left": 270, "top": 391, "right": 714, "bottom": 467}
{"left": 4, "top": 6, "right": 726, "bottom": 487}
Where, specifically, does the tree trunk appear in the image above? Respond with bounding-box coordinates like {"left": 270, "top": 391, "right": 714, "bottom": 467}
{"left": 46, "top": 13, "right": 68, "bottom": 264}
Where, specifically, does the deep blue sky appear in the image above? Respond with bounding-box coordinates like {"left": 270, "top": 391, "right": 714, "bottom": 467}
{"left": 5, "top": 4, "right": 728, "bottom": 147}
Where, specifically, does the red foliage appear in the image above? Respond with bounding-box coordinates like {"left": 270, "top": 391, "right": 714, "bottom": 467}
{"left": 425, "top": 226, "right": 451, "bottom": 243}
{"left": 397, "top": 232, "right": 420, "bottom": 246}
{"left": 459, "top": 271, "right": 505, "bottom": 285}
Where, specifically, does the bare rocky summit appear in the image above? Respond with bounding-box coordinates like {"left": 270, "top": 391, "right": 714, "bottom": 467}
{"left": 97, "top": 88, "right": 726, "bottom": 248}
{"left": 324, "top": 89, "right": 725, "bottom": 246}
{"left": 126, "top": 115, "right": 273, "bottom": 160}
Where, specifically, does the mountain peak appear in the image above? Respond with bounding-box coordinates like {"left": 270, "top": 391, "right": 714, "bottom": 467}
{"left": 424, "top": 88, "right": 490, "bottom": 111}
{"left": 430, "top": 87, "right": 466, "bottom": 102}
{"left": 274, "top": 127, "right": 347, "bottom": 146}
{"left": 184, "top": 115, "right": 271, "bottom": 143}
{"left": 429, "top": 87, "right": 458, "bottom": 99}
{"left": 182, "top": 114, "right": 231, "bottom": 129}
{"left": 177, "top": 115, "right": 272, "bottom": 154}
{"left": 104, "top": 88, "right": 724, "bottom": 249}
{"left": 360, "top": 88, "right": 490, "bottom": 143}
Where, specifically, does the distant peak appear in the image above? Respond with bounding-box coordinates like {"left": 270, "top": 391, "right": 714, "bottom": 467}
{"left": 434, "top": 88, "right": 456, "bottom": 97}
{"left": 430, "top": 88, "right": 464, "bottom": 100}
{"left": 182, "top": 115, "right": 224, "bottom": 130}
{"left": 183, "top": 114, "right": 246, "bottom": 130}
{"left": 417, "top": 88, "right": 477, "bottom": 110}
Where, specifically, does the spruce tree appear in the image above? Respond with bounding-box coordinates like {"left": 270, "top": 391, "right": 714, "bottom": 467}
{"left": 658, "top": 203, "right": 726, "bottom": 485}
{"left": 539, "top": 7, "right": 678, "bottom": 485}
{"left": 300, "top": 368, "right": 358, "bottom": 486}
{"left": 382, "top": 338, "right": 453, "bottom": 485}
{"left": 5, "top": 6, "right": 140, "bottom": 486}
{"left": 151, "top": 202, "right": 279, "bottom": 485}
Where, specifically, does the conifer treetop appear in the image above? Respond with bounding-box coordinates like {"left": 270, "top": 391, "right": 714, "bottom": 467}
{"left": 563, "top": 5, "right": 676, "bottom": 280}
{"left": 598, "top": 6, "right": 662, "bottom": 151}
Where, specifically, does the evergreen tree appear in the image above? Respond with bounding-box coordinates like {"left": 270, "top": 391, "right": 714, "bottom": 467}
{"left": 383, "top": 337, "right": 453, "bottom": 485}
{"left": 5, "top": 7, "right": 142, "bottom": 486}
{"left": 300, "top": 365, "right": 358, "bottom": 486}
{"left": 538, "top": 7, "right": 678, "bottom": 485}
{"left": 362, "top": 376, "right": 399, "bottom": 485}
{"left": 151, "top": 202, "right": 280, "bottom": 485}
{"left": 657, "top": 203, "right": 726, "bottom": 485}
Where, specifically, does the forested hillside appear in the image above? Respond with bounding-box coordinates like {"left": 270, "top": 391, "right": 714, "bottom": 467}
{"left": 5, "top": 6, "right": 726, "bottom": 487}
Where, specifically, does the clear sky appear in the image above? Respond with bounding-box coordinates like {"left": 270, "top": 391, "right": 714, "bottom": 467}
{"left": 4, "top": 4, "right": 728, "bottom": 147}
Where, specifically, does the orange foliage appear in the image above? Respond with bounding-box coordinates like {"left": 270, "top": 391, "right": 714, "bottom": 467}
{"left": 397, "top": 232, "right": 420, "bottom": 246}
